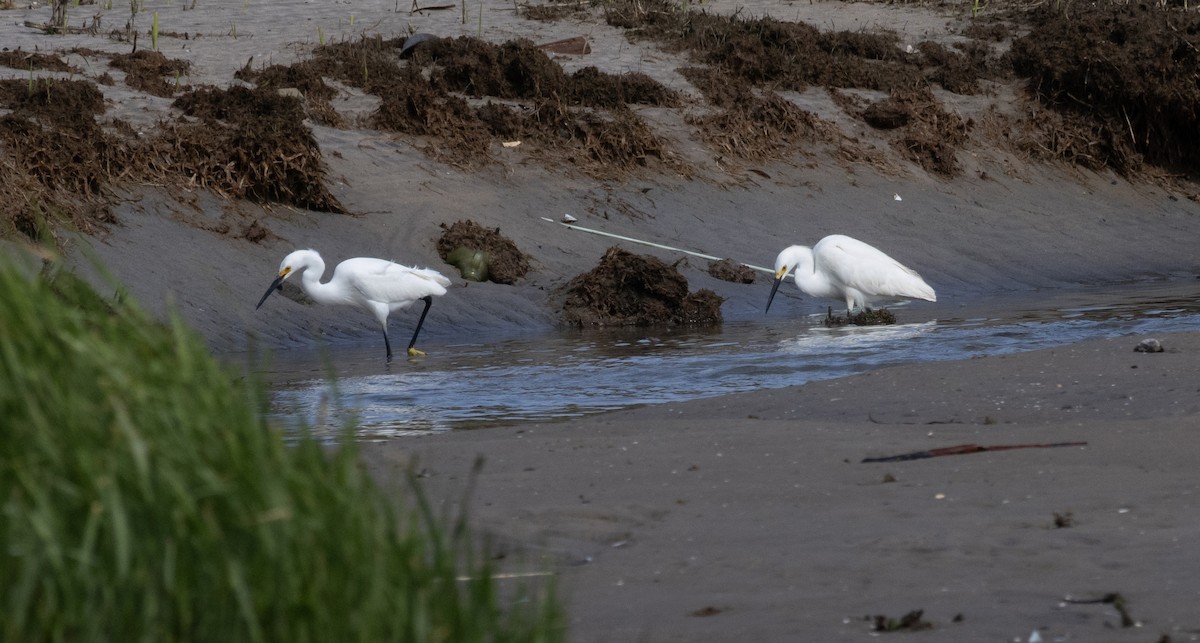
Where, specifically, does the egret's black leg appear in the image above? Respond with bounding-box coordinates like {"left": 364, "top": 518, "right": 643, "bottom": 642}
{"left": 406, "top": 296, "right": 434, "bottom": 357}
{"left": 383, "top": 329, "right": 393, "bottom": 362}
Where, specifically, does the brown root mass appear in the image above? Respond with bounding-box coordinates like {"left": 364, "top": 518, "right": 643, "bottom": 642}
{"left": 436, "top": 220, "right": 532, "bottom": 285}
{"left": 166, "top": 86, "right": 346, "bottom": 213}
{"left": 561, "top": 247, "right": 724, "bottom": 327}
{"left": 842, "top": 87, "right": 969, "bottom": 177}
{"left": 234, "top": 60, "right": 343, "bottom": 127}
{"left": 825, "top": 307, "right": 897, "bottom": 327}
{"left": 1009, "top": 3, "right": 1200, "bottom": 175}
{"left": 682, "top": 66, "right": 830, "bottom": 163}
{"left": 296, "top": 35, "right": 683, "bottom": 176}
{"left": 707, "top": 259, "right": 756, "bottom": 284}
{"left": 109, "top": 50, "right": 190, "bottom": 98}
{"left": 0, "top": 78, "right": 124, "bottom": 241}
{"left": 0, "top": 49, "right": 75, "bottom": 72}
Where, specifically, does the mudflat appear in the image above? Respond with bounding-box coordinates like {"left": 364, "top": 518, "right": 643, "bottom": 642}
{"left": 372, "top": 330, "right": 1200, "bottom": 642}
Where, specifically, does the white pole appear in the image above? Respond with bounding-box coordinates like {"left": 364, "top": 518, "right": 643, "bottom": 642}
{"left": 539, "top": 217, "right": 781, "bottom": 277}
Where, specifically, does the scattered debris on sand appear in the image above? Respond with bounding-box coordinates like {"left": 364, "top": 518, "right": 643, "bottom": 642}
{"left": 561, "top": 247, "right": 724, "bottom": 326}
{"left": 872, "top": 609, "right": 933, "bottom": 632}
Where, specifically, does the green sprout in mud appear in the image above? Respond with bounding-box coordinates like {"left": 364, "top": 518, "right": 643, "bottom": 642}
{"left": 318, "top": 24, "right": 325, "bottom": 46}
{"left": 151, "top": 11, "right": 159, "bottom": 51}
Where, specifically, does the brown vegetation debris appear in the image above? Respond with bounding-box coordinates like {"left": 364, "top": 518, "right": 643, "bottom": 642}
{"left": 0, "top": 78, "right": 125, "bottom": 243}
{"left": 371, "top": 69, "right": 494, "bottom": 167}
{"left": 0, "top": 49, "right": 75, "bottom": 72}
{"left": 427, "top": 37, "right": 572, "bottom": 100}
{"left": 1009, "top": 3, "right": 1200, "bottom": 175}
{"left": 861, "top": 98, "right": 912, "bottom": 130}
{"left": 913, "top": 41, "right": 980, "bottom": 95}
{"left": 311, "top": 35, "right": 410, "bottom": 94}
{"left": 608, "top": 0, "right": 923, "bottom": 92}
{"left": 707, "top": 259, "right": 755, "bottom": 284}
{"left": 520, "top": 2, "right": 591, "bottom": 22}
{"left": 305, "top": 34, "right": 683, "bottom": 178}
{"left": 858, "top": 87, "right": 968, "bottom": 177}
{"left": 164, "top": 86, "right": 346, "bottom": 213}
{"left": 825, "top": 307, "right": 896, "bottom": 327}
{"left": 109, "top": 50, "right": 190, "bottom": 98}
{"left": 561, "top": 246, "right": 724, "bottom": 326}
{"left": 0, "top": 78, "right": 119, "bottom": 198}
{"left": 234, "top": 59, "right": 343, "bottom": 127}
{"left": 436, "top": 219, "right": 532, "bottom": 285}
{"left": 681, "top": 67, "right": 829, "bottom": 163}
{"left": 570, "top": 67, "right": 679, "bottom": 108}
{"left": 872, "top": 609, "right": 933, "bottom": 632}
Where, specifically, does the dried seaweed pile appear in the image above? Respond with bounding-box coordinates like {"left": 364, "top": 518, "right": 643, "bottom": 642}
{"left": 0, "top": 51, "right": 345, "bottom": 244}
{"left": 266, "top": 35, "right": 687, "bottom": 177}
{"left": 0, "top": 78, "right": 125, "bottom": 240}
{"left": 561, "top": 247, "right": 724, "bottom": 326}
{"left": 1010, "top": 3, "right": 1200, "bottom": 175}
{"left": 110, "top": 50, "right": 190, "bottom": 98}
{"left": 159, "top": 85, "right": 346, "bottom": 213}
{"left": 681, "top": 66, "right": 833, "bottom": 165}
{"left": 436, "top": 219, "right": 532, "bottom": 284}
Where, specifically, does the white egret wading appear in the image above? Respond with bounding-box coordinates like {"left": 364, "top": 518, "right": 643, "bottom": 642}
{"left": 765, "top": 234, "right": 936, "bottom": 314}
{"left": 256, "top": 249, "right": 451, "bottom": 361}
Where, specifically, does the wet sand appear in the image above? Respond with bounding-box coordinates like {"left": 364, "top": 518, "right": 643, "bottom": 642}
{"left": 368, "top": 330, "right": 1200, "bottom": 642}
{"left": 4, "top": 0, "right": 1200, "bottom": 640}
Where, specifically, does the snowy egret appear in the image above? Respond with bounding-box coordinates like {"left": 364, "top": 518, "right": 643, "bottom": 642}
{"left": 765, "top": 234, "right": 936, "bottom": 314}
{"left": 256, "top": 249, "right": 451, "bottom": 361}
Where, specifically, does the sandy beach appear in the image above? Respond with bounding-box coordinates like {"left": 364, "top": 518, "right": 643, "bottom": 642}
{"left": 4, "top": 0, "right": 1200, "bottom": 639}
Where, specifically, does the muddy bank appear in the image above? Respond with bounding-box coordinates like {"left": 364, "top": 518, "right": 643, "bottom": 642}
{"left": 371, "top": 330, "right": 1200, "bottom": 642}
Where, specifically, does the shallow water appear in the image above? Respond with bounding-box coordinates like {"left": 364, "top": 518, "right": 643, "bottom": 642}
{"left": 260, "top": 280, "right": 1200, "bottom": 440}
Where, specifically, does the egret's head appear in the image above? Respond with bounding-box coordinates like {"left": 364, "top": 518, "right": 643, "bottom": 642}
{"left": 763, "top": 244, "right": 801, "bottom": 311}
{"left": 257, "top": 249, "right": 318, "bottom": 310}
{"left": 277, "top": 249, "right": 321, "bottom": 280}
{"left": 773, "top": 245, "right": 812, "bottom": 279}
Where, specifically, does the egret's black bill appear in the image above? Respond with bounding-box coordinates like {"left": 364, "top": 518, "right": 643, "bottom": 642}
{"left": 765, "top": 275, "right": 785, "bottom": 313}
{"left": 256, "top": 274, "right": 286, "bottom": 309}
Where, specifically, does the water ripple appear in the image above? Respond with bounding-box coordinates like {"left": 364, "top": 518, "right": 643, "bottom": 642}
{"left": 261, "top": 281, "right": 1200, "bottom": 440}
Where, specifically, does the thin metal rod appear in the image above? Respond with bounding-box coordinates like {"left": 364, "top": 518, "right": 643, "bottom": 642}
{"left": 540, "top": 217, "right": 782, "bottom": 277}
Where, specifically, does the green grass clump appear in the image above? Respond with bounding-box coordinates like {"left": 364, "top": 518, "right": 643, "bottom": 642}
{"left": 0, "top": 258, "right": 563, "bottom": 642}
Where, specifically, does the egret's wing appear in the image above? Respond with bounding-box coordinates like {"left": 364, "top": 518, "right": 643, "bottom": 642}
{"left": 338, "top": 258, "right": 451, "bottom": 305}
{"left": 815, "top": 235, "right": 936, "bottom": 301}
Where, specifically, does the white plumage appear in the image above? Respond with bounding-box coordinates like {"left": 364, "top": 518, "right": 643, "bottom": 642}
{"left": 256, "top": 249, "right": 451, "bottom": 361}
{"left": 765, "top": 235, "right": 936, "bottom": 314}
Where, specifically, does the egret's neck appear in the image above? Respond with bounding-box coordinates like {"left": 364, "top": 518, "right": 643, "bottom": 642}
{"left": 296, "top": 257, "right": 347, "bottom": 306}
{"left": 793, "top": 254, "right": 838, "bottom": 299}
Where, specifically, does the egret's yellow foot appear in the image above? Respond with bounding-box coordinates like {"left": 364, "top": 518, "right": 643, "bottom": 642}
{"left": 407, "top": 347, "right": 426, "bottom": 357}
